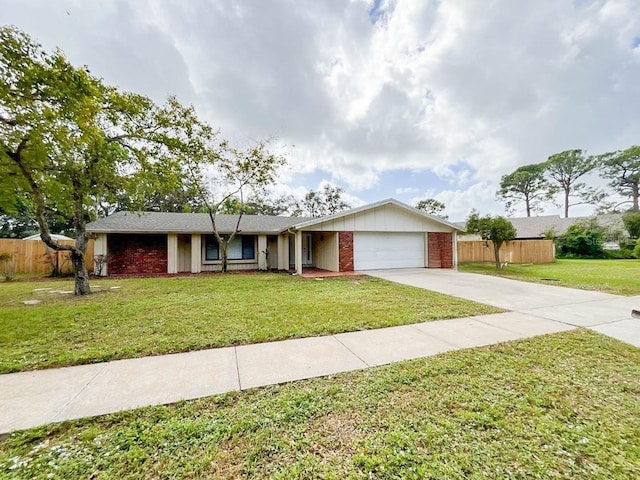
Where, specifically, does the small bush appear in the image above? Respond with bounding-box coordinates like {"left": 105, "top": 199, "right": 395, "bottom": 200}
{"left": 604, "top": 248, "right": 635, "bottom": 260}
{"left": 634, "top": 239, "right": 640, "bottom": 259}
{"left": 0, "top": 253, "right": 16, "bottom": 281}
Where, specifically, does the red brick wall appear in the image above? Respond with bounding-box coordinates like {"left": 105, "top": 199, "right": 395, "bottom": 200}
{"left": 428, "top": 232, "right": 453, "bottom": 268}
{"left": 338, "top": 231, "right": 354, "bottom": 272}
{"left": 107, "top": 234, "right": 168, "bottom": 275}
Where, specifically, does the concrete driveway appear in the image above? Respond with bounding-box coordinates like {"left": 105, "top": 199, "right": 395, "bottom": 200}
{"left": 367, "top": 268, "right": 640, "bottom": 345}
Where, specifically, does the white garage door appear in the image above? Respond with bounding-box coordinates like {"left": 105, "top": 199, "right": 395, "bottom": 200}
{"left": 354, "top": 232, "right": 425, "bottom": 270}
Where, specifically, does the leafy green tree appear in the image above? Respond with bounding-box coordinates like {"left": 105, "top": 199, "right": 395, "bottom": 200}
{"left": 296, "top": 184, "right": 351, "bottom": 217}
{"left": 0, "top": 27, "right": 213, "bottom": 294}
{"left": 556, "top": 219, "right": 605, "bottom": 258}
{"left": 246, "top": 193, "right": 297, "bottom": 216}
{"left": 622, "top": 210, "right": 640, "bottom": 238}
{"left": 465, "top": 211, "right": 516, "bottom": 269}
{"left": 185, "top": 140, "right": 286, "bottom": 272}
{"left": 544, "top": 150, "right": 603, "bottom": 218}
{"left": 415, "top": 198, "right": 448, "bottom": 219}
{"left": 599, "top": 146, "right": 640, "bottom": 212}
{"left": 497, "top": 163, "right": 556, "bottom": 216}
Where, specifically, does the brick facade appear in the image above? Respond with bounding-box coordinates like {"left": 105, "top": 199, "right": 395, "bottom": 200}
{"left": 338, "top": 231, "right": 354, "bottom": 272}
{"left": 427, "top": 232, "right": 453, "bottom": 268}
{"left": 107, "top": 234, "right": 168, "bottom": 275}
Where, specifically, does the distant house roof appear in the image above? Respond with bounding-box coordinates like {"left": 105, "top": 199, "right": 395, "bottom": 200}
{"left": 86, "top": 211, "right": 310, "bottom": 234}
{"left": 23, "top": 233, "right": 73, "bottom": 241}
{"left": 455, "top": 213, "right": 625, "bottom": 239}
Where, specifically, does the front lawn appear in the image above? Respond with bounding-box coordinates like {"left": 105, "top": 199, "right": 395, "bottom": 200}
{"left": 0, "top": 273, "right": 499, "bottom": 373}
{"left": 1, "top": 330, "right": 638, "bottom": 479}
{"left": 459, "top": 259, "right": 640, "bottom": 295}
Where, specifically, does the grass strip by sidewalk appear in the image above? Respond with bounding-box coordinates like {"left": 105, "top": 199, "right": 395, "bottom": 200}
{"left": 459, "top": 259, "right": 640, "bottom": 296}
{"left": 0, "top": 273, "right": 500, "bottom": 373}
{"left": 1, "top": 329, "right": 638, "bottom": 479}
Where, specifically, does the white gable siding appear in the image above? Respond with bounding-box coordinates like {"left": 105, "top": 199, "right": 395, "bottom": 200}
{"left": 300, "top": 204, "right": 452, "bottom": 233}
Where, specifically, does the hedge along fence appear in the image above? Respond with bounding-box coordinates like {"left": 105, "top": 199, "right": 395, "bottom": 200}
{"left": 457, "top": 240, "right": 555, "bottom": 264}
{"left": 0, "top": 239, "right": 94, "bottom": 275}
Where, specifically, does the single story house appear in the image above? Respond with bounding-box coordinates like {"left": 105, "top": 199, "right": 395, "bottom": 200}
{"left": 86, "top": 199, "right": 463, "bottom": 276}
{"left": 455, "top": 213, "right": 625, "bottom": 242}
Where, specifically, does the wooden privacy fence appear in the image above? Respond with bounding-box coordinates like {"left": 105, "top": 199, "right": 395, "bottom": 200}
{"left": 0, "top": 239, "right": 94, "bottom": 274}
{"left": 457, "top": 240, "right": 555, "bottom": 264}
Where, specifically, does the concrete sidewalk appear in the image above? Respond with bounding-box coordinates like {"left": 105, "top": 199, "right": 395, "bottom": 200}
{"left": 0, "top": 311, "right": 574, "bottom": 433}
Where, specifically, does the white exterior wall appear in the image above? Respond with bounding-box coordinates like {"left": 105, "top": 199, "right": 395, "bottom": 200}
{"left": 257, "top": 235, "right": 268, "bottom": 270}
{"left": 277, "top": 234, "right": 289, "bottom": 270}
{"left": 301, "top": 203, "right": 453, "bottom": 233}
{"left": 177, "top": 235, "right": 191, "bottom": 272}
{"left": 94, "top": 233, "right": 108, "bottom": 276}
{"left": 191, "top": 234, "right": 202, "bottom": 273}
{"left": 201, "top": 261, "right": 258, "bottom": 272}
{"left": 167, "top": 233, "right": 178, "bottom": 274}
{"left": 267, "top": 237, "right": 278, "bottom": 269}
{"left": 313, "top": 232, "right": 339, "bottom": 272}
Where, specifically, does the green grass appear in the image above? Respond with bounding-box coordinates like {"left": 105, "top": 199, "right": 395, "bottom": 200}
{"left": 459, "top": 259, "right": 640, "bottom": 295}
{"left": 0, "top": 273, "right": 499, "bottom": 373}
{"left": 1, "top": 330, "right": 638, "bottom": 479}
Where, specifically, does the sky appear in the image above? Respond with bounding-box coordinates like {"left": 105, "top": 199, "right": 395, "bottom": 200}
{"left": 2, "top": 0, "right": 639, "bottom": 220}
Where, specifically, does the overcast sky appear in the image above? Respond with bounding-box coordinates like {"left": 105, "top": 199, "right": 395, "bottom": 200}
{"left": 2, "top": 0, "right": 639, "bottom": 219}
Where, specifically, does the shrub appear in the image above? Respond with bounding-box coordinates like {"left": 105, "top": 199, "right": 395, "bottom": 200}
{"left": 634, "top": 239, "right": 640, "bottom": 259}
{"left": 0, "top": 252, "right": 15, "bottom": 281}
{"left": 623, "top": 211, "right": 640, "bottom": 238}
{"left": 557, "top": 219, "right": 605, "bottom": 258}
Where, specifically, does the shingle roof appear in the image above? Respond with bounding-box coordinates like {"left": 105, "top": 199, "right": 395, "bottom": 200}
{"left": 454, "top": 213, "right": 625, "bottom": 239}
{"left": 86, "top": 211, "right": 310, "bottom": 234}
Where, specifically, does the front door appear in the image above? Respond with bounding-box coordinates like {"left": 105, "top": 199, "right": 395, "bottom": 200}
{"left": 303, "top": 233, "right": 313, "bottom": 266}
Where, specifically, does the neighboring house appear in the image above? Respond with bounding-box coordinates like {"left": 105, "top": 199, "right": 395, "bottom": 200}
{"left": 86, "top": 198, "right": 463, "bottom": 276}
{"left": 23, "top": 233, "right": 74, "bottom": 241}
{"left": 455, "top": 214, "right": 625, "bottom": 244}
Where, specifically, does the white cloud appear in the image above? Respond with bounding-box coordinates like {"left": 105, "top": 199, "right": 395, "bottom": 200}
{"left": 395, "top": 187, "right": 419, "bottom": 195}
{"left": 2, "top": 0, "right": 639, "bottom": 218}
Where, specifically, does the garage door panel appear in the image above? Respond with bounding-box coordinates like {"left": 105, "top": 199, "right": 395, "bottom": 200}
{"left": 354, "top": 232, "right": 424, "bottom": 270}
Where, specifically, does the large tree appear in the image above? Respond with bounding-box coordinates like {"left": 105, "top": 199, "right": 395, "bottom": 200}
{"left": 296, "top": 184, "right": 351, "bottom": 217}
{"left": 544, "top": 150, "right": 602, "bottom": 218}
{"left": 186, "top": 140, "right": 286, "bottom": 272}
{"left": 497, "top": 163, "right": 556, "bottom": 217}
{"left": 465, "top": 211, "right": 516, "bottom": 269}
{"left": 0, "top": 27, "right": 212, "bottom": 294}
{"left": 599, "top": 145, "right": 640, "bottom": 212}
{"left": 415, "top": 198, "right": 448, "bottom": 219}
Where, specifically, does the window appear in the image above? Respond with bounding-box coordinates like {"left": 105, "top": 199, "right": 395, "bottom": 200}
{"left": 204, "top": 237, "right": 220, "bottom": 260}
{"left": 204, "top": 235, "right": 255, "bottom": 261}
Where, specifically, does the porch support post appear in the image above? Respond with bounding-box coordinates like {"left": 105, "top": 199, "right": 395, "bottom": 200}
{"left": 295, "top": 230, "right": 303, "bottom": 275}
{"left": 167, "top": 233, "right": 178, "bottom": 274}
{"left": 94, "top": 233, "right": 108, "bottom": 276}
{"left": 191, "top": 234, "right": 202, "bottom": 273}
{"left": 278, "top": 234, "right": 289, "bottom": 270}
{"left": 453, "top": 231, "right": 458, "bottom": 269}
{"left": 257, "top": 235, "right": 268, "bottom": 270}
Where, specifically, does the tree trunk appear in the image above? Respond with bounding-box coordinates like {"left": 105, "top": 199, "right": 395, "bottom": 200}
{"left": 493, "top": 241, "right": 502, "bottom": 269}
{"left": 633, "top": 184, "right": 639, "bottom": 212}
{"left": 221, "top": 243, "right": 228, "bottom": 273}
{"left": 525, "top": 200, "right": 531, "bottom": 217}
{"left": 564, "top": 189, "right": 570, "bottom": 218}
{"left": 71, "top": 251, "right": 90, "bottom": 295}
